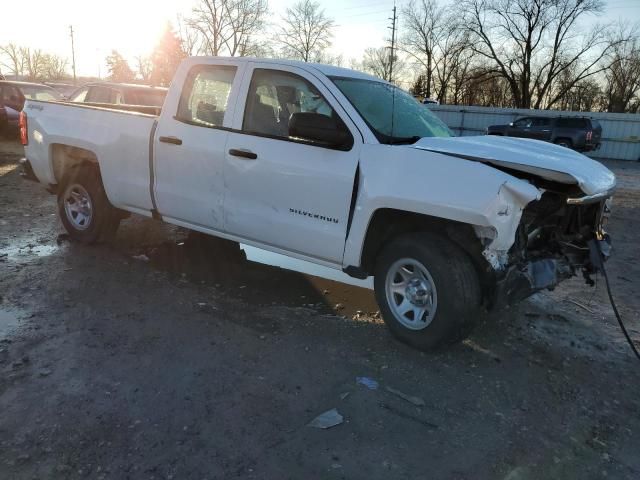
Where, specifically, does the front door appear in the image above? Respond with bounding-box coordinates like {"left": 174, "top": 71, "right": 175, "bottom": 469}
{"left": 508, "top": 117, "right": 533, "bottom": 138}
{"left": 153, "top": 62, "right": 243, "bottom": 230}
{"left": 223, "top": 64, "right": 361, "bottom": 264}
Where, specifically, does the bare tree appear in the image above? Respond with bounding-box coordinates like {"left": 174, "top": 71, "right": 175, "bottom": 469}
{"left": 42, "top": 54, "right": 69, "bottom": 80}
{"left": 276, "top": 0, "right": 334, "bottom": 62}
{"left": 360, "top": 47, "right": 392, "bottom": 81}
{"left": 177, "top": 14, "right": 201, "bottom": 56}
{"left": 401, "top": 0, "right": 447, "bottom": 99}
{"left": 602, "top": 28, "right": 640, "bottom": 113}
{"left": 24, "top": 48, "right": 46, "bottom": 81}
{"left": 460, "top": 0, "right": 619, "bottom": 109}
{"left": 136, "top": 55, "right": 153, "bottom": 82}
{"left": 188, "top": 0, "right": 268, "bottom": 57}
{"left": 0, "top": 44, "right": 27, "bottom": 76}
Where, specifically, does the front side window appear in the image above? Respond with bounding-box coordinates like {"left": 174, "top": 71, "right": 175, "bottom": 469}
{"left": 177, "top": 65, "right": 237, "bottom": 127}
{"left": 243, "top": 69, "right": 340, "bottom": 140}
{"left": 513, "top": 118, "right": 532, "bottom": 128}
{"left": 331, "top": 77, "right": 451, "bottom": 144}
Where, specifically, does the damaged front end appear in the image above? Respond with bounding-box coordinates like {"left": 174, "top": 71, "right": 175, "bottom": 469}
{"left": 484, "top": 181, "right": 613, "bottom": 308}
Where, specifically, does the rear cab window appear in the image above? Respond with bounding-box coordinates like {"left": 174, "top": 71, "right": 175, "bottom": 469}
{"left": 176, "top": 65, "right": 237, "bottom": 127}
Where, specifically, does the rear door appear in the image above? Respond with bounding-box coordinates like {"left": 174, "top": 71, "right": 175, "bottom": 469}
{"left": 153, "top": 61, "right": 244, "bottom": 230}
{"left": 529, "top": 117, "right": 552, "bottom": 141}
{"left": 222, "top": 63, "right": 361, "bottom": 264}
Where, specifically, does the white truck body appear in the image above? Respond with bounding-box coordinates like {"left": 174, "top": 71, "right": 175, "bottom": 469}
{"left": 20, "top": 56, "right": 616, "bottom": 349}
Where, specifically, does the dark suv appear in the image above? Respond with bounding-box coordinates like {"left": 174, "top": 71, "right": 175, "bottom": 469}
{"left": 487, "top": 116, "right": 602, "bottom": 152}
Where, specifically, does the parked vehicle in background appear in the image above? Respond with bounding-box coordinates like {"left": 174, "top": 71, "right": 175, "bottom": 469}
{"left": 487, "top": 116, "right": 602, "bottom": 152}
{"left": 20, "top": 57, "right": 615, "bottom": 351}
{"left": 44, "top": 82, "right": 78, "bottom": 100}
{"left": 1, "top": 81, "right": 63, "bottom": 135}
{"left": 68, "top": 82, "right": 167, "bottom": 114}
{"left": 422, "top": 98, "right": 439, "bottom": 105}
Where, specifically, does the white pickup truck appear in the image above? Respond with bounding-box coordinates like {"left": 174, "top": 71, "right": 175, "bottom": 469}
{"left": 20, "top": 56, "right": 615, "bottom": 350}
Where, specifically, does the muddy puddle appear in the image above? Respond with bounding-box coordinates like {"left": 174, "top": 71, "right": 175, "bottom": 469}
{"left": 0, "top": 243, "right": 59, "bottom": 261}
{"left": 0, "top": 307, "right": 24, "bottom": 338}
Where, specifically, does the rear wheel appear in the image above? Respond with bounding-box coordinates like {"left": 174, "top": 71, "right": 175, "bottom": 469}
{"left": 57, "top": 166, "right": 120, "bottom": 244}
{"left": 374, "top": 233, "right": 482, "bottom": 350}
{"left": 554, "top": 138, "right": 572, "bottom": 149}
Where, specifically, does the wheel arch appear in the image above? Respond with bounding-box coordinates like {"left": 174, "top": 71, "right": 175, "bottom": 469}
{"left": 358, "top": 208, "right": 495, "bottom": 303}
{"left": 51, "top": 143, "right": 101, "bottom": 185}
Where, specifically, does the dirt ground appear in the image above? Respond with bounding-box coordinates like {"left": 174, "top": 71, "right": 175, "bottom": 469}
{"left": 1, "top": 138, "right": 639, "bottom": 480}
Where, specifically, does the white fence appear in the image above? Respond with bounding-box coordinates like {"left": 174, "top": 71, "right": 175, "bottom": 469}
{"left": 429, "top": 105, "right": 640, "bottom": 162}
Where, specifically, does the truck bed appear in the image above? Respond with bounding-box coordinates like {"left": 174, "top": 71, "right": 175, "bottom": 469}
{"left": 24, "top": 99, "right": 158, "bottom": 213}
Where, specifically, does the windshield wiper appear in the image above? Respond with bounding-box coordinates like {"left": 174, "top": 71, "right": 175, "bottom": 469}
{"left": 387, "top": 136, "right": 421, "bottom": 145}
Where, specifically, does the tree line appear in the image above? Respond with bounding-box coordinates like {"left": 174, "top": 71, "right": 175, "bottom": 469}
{"left": 1, "top": 0, "right": 638, "bottom": 113}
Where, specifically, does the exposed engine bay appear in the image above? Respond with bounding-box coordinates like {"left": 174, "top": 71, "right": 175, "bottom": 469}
{"left": 494, "top": 174, "right": 612, "bottom": 305}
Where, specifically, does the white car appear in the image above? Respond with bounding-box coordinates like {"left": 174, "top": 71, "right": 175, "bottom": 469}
{"left": 20, "top": 57, "right": 615, "bottom": 350}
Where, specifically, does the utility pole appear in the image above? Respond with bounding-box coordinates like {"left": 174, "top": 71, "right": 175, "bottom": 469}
{"left": 69, "top": 25, "right": 77, "bottom": 85}
{"left": 387, "top": 3, "right": 397, "bottom": 83}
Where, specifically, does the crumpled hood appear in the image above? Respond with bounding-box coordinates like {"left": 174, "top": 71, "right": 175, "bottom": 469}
{"left": 411, "top": 135, "right": 616, "bottom": 196}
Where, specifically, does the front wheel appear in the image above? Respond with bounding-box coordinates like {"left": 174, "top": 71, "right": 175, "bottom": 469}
{"left": 57, "top": 166, "right": 120, "bottom": 244}
{"left": 374, "top": 233, "right": 482, "bottom": 350}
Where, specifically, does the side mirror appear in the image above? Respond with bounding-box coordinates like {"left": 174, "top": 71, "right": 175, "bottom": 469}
{"left": 289, "top": 112, "right": 353, "bottom": 149}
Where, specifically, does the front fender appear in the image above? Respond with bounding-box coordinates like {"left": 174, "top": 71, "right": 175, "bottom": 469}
{"left": 342, "top": 144, "right": 541, "bottom": 269}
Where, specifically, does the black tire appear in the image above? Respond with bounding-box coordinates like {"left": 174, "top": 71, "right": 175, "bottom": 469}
{"left": 374, "top": 232, "right": 482, "bottom": 351}
{"left": 57, "top": 166, "right": 120, "bottom": 244}
{"left": 554, "top": 138, "right": 572, "bottom": 149}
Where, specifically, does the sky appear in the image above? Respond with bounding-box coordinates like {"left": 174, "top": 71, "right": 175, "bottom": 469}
{"left": 0, "top": 0, "right": 638, "bottom": 79}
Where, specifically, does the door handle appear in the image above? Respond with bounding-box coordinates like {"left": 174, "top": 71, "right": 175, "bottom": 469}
{"left": 159, "top": 136, "right": 183, "bottom": 145}
{"left": 228, "top": 148, "right": 257, "bottom": 160}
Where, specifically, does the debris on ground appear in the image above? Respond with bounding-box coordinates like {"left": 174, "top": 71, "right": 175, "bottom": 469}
{"left": 132, "top": 254, "right": 150, "bottom": 262}
{"left": 307, "top": 408, "right": 344, "bottom": 429}
{"left": 385, "top": 386, "right": 426, "bottom": 407}
{"left": 566, "top": 299, "right": 595, "bottom": 313}
{"left": 356, "top": 376, "right": 379, "bottom": 390}
{"left": 339, "top": 392, "right": 350, "bottom": 400}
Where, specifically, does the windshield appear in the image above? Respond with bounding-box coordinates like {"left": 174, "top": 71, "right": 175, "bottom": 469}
{"left": 330, "top": 77, "right": 452, "bottom": 144}
{"left": 20, "top": 85, "right": 63, "bottom": 102}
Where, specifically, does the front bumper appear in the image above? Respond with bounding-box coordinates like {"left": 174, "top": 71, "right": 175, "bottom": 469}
{"left": 19, "top": 158, "right": 38, "bottom": 182}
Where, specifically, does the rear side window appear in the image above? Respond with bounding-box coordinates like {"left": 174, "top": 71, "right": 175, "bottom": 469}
{"left": 531, "top": 118, "right": 551, "bottom": 126}
{"left": 177, "top": 65, "right": 237, "bottom": 127}
{"left": 556, "top": 118, "right": 589, "bottom": 128}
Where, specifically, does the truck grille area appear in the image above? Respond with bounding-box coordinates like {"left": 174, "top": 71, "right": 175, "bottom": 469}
{"left": 513, "top": 191, "right": 605, "bottom": 268}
